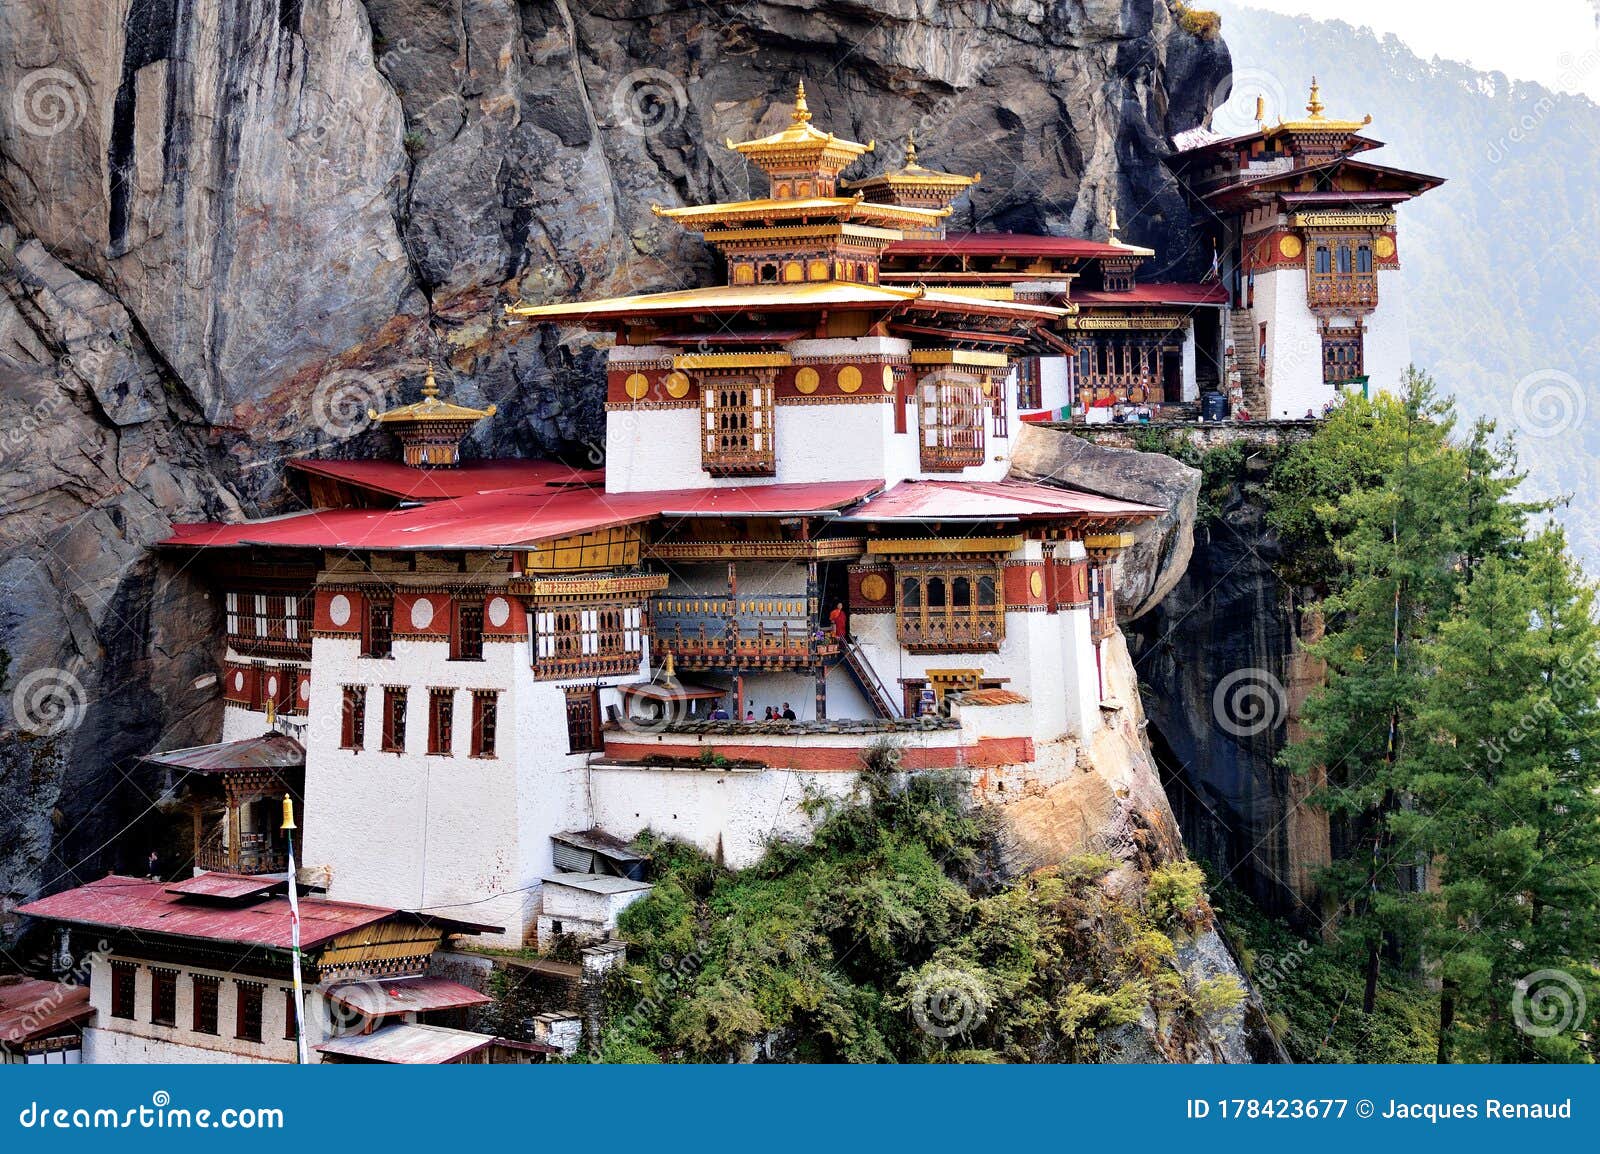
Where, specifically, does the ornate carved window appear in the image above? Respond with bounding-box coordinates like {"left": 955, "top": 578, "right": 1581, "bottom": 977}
{"left": 151, "top": 968, "right": 178, "bottom": 1027}
{"left": 1015, "top": 357, "right": 1042, "bottom": 410}
{"left": 533, "top": 602, "right": 645, "bottom": 680}
{"left": 918, "top": 371, "right": 987, "bottom": 472}
{"left": 381, "top": 686, "right": 407, "bottom": 752}
{"left": 428, "top": 688, "right": 454, "bottom": 756}
{"left": 471, "top": 691, "right": 498, "bottom": 758}
{"left": 895, "top": 563, "right": 1005, "bottom": 653}
{"left": 340, "top": 686, "right": 366, "bottom": 751}
{"left": 362, "top": 596, "right": 394, "bottom": 659}
{"left": 225, "top": 589, "right": 312, "bottom": 657}
{"left": 234, "top": 980, "right": 264, "bottom": 1043}
{"left": 192, "top": 975, "right": 220, "bottom": 1035}
{"left": 110, "top": 961, "right": 138, "bottom": 1020}
{"left": 564, "top": 685, "right": 602, "bottom": 754}
{"left": 1306, "top": 234, "right": 1378, "bottom": 310}
{"left": 1321, "top": 325, "right": 1365, "bottom": 383}
{"left": 451, "top": 599, "right": 484, "bottom": 661}
{"left": 701, "top": 375, "right": 775, "bottom": 476}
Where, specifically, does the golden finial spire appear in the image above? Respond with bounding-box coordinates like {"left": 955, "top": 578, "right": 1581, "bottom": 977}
{"left": 793, "top": 80, "right": 812, "bottom": 124}
{"left": 904, "top": 129, "right": 918, "bottom": 167}
{"left": 1108, "top": 205, "right": 1121, "bottom": 240}
{"left": 422, "top": 364, "right": 440, "bottom": 398}
{"left": 1306, "top": 76, "right": 1324, "bottom": 119}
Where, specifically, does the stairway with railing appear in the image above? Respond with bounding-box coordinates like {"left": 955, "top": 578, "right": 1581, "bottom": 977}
{"left": 837, "top": 637, "right": 901, "bottom": 719}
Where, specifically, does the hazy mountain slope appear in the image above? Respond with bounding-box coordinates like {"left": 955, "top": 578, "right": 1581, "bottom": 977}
{"left": 1212, "top": 4, "right": 1600, "bottom": 559}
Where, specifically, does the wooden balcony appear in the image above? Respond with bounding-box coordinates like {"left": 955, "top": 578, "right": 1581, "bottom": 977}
{"left": 651, "top": 596, "right": 837, "bottom": 670}
{"left": 897, "top": 610, "right": 1004, "bottom": 654}
{"left": 1307, "top": 274, "right": 1378, "bottom": 311}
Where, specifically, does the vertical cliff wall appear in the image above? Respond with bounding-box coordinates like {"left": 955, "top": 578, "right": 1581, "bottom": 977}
{"left": 0, "top": 1, "right": 1228, "bottom": 924}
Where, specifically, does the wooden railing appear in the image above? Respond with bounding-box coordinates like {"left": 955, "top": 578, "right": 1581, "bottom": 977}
{"left": 1307, "top": 274, "right": 1377, "bottom": 310}
{"left": 897, "top": 610, "right": 1004, "bottom": 654}
{"left": 651, "top": 596, "right": 836, "bottom": 669}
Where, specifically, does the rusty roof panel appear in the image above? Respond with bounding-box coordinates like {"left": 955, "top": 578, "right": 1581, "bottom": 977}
{"left": 314, "top": 1023, "right": 498, "bottom": 1064}
{"left": 0, "top": 977, "right": 93, "bottom": 1045}
{"left": 324, "top": 976, "right": 492, "bottom": 1017}
{"left": 141, "top": 733, "right": 304, "bottom": 774}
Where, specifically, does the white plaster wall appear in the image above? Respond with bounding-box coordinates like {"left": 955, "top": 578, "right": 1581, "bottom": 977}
{"left": 85, "top": 954, "right": 313, "bottom": 1064}
{"left": 1036, "top": 355, "right": 1071, "bottom": 414}
{"left": 541, "top": 883, "right": 650, "bottom": 925}
{"left": 303, "top": 634, "right": 627, "bottom": 946}
{"left": 1256, "top": 267, "right": 1334, "bottom": 419}
{"left": 1364, "top": 268, "right": 1412, "bottom": 397}
{"left": 1181, "top": 327, "right": 1199, "bottom": 402}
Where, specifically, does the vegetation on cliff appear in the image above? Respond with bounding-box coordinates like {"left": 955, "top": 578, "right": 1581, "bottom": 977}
{"left": 600, "top": 747, "right": 1242, "bottom": 1063}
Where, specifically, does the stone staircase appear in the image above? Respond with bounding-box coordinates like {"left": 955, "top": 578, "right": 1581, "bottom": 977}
{"left": 1229, "top": 308, "right": 1267, "bottom": 416}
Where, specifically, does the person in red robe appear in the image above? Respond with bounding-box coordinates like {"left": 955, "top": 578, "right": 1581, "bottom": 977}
{"left": 829, "top": 601, "right": 847, "bottom": 643}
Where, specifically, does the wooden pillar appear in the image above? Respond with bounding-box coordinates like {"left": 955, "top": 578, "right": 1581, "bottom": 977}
{"left": 225, "top": 783, "right": 241, "bottom": 873}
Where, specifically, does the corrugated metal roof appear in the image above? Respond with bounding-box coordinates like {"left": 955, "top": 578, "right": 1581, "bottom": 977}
{"left": 886, "top": 231, "right": 1128, "bottom": 260}
{"left": 0, "top": 977, "right": 92, "bottom": 1045}
{"left": 1072, "top": 282, "right": 1229, "bottom": 307}
{"left": 289, "top": 458, "right": 602, "bottom": 503}
{"left": 141, "top": 733, "right": 304, "bottom": 775}
{"left": 551, "top": 830, "right": 649, "bottom": 863}
{"left": 314, "top": 1023, "right": 499, "bottom": 1064}
{"left": 839, "top": 478, "right": 1163, "bottom": 523}
{"left": 164, "top": 874, "right": 287, "bottom": 901}
{"left": 162, "top": 480, "right": 882, "bottom": 552}
{"left": 323, "top": 976, "right": 492, "bottom": 1017}
{"left": 542, "top": 873, "right": 653, "bottom": 896}
{"left": 17, "top": 876, "right": 397, "bottom": 950}
{"left": 952, "top": 688, "right": 1030, "bottom": 706}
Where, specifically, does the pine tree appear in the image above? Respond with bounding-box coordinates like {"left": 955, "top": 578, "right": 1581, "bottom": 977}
{"left": 1395, "top": 527, "right": 1600, "bottom": 1062}
{"left": 1281, "top": 369, "right": 1527, "bottom": 1013}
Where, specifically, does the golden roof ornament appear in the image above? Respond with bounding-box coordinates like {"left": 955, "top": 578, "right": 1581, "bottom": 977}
{"left": 369, "top": 364, "right": 497, "bottom": 425}
{"left": 904, "top": 129, "right": 918, "bottom": 167}
{"left": 792, "top": 80, "right": 812, "bottom": 124}
{"left": 1273, "top": 77, "right": 1372, "bottom": 134}
{"left": 1306, "top": 76, "right": 1325, "bottom": 119}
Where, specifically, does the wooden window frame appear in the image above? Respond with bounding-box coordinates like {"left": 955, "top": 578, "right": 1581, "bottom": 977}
{"left": 363, "top": 595, "right": 394, "bottom": 659}
{"left": 341, "top": 685, "right": 366, "bottom": 751}
{"left": 917, "top": 371, "right": 987, "bottom": 472}
{"left": 1321, "top": 326, "right": 1365, "bottom": 384}
{"left": 451, "top": 598, "right": 485, "bottom": 662}
{"left": 150, "top": 967, "right": 179, "bottom": 1027}
{"left": 532, "top": 600, "right": 645, "bottom": 680}
{"left": 110, "top": 961, "right": 138, "bottom": 1020}
{"left": 1015, "top": 357, "right": 1042, "bottom": 411}
{"left": 234, "top": 980, "right": 264, "bottom": 1043}
{"left": 700, "top": 374, "right": 776, "bottom": 477}
{"left": 563, "top": 685, "right": 602, "bottom": 754}
{"left": 427, "top": 687, "right": 455, "bottom": 756}
{"left": 381, "top": 686, "right": 407, "bottom": 753}
{"left": 192, "top": 975, "right": 220, "bottom": 1035}
{"left": 470, "top": 690, "right": 499, "bottom": 758}
{"left": 894, "top": 562, "right": 1006, "bottom": 653}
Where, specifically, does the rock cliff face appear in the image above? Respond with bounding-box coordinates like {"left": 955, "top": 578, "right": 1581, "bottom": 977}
{"left": 0, "top": 3, "right": 1227, "bottom": 926}
{"left": 1124, "top": 462, "right": 1330, "bottom": 919}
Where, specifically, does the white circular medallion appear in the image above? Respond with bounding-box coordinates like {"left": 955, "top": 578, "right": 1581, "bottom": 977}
{"left": 488, "top": 596, "right": 511, "bottom": 628}
{"left": 266, "top": 674, "right": 279, "bottom": 697}
{"left": 299, "top": 680, "right": 310, "bottom": 702}
{"left": 232, "top": 670, "right": 245, "bottom": 692}
{"left": 328, "top": 594, "right": 351, "bottom": 627}
{"left": 410, "top": 597, "right": 435, "bottom": 630}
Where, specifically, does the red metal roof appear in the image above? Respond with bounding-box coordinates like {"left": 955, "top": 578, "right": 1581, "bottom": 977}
{"left": 840, "top": 478, "right": 1163, "bottom": 523}
{"left": 0, "top": 977, "right": 93, "bottom": 1045}
{"left": 141, "top": 733, "right": 304, "bottom": 775}
{"left": 17, "top": 876, "right": 399, "bottom": 951}
{"left": 886, "top": 231, "right": 1127, "bottom": 260}
{"left": 165, "top": 874, "right": 287, "bottom": 901}
{"left": 162, "top": 479, "right": 884, "bottom": 552}
{"left": 324, "top": 976, "right": 492, "bottom": 1017}
{"left": 289, "top": 458, "right": 602, "bottom": 502}
{"left": 1073, "top": 282, "right": 1228, "bottom": 307}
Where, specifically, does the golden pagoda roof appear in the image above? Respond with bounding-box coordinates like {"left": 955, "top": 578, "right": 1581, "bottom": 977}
{"left": 1104, "top": 207, "right": 1156, "bottom": 258}
{"left": 845, "top": 133, "right": 981, "bottom": 193}
{"left": 1272, "top": 78, "right": 1372, "bottom": 134}
{"left": 651, "top": 194, "right": 948, "bottom": 230}
{"left": 369, "top": 367, "right": 497, "bottom": 424}
{"left": 507, "top": 280, "right": 1065, "bottom": 323}
{"left": 725, "top": 82, "right": 874, "bottom": 168}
